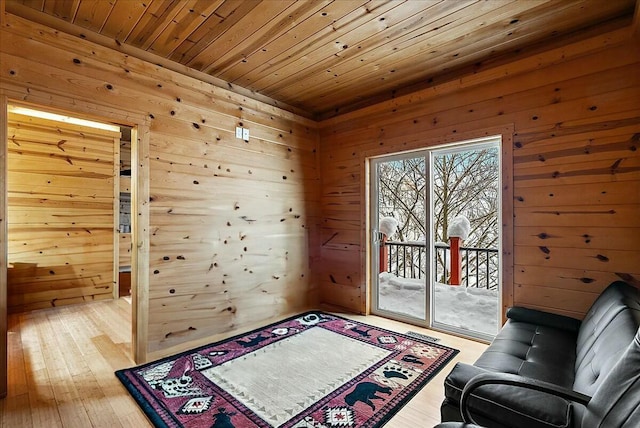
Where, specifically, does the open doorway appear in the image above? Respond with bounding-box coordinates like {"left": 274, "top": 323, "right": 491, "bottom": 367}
{"left": 6, "top": 105, "right": 128, "bottom": 311}
{"left": 1, "top": 100, "right": 147, "bottom": 399}
{"left": 370, "top": 136, "right": 501, "bottom": 341}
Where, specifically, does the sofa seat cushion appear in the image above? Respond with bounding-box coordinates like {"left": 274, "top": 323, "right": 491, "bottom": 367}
{"left": 444, "top": 320, "right": 577, "bottom": 404}
{"left": 444, "top": 364, "right": 574, "bottom": 428}
{"left": 474, "top": 320, "right": 577, "bottom": 388}
{"left": 444, "top": 319, "right": 578, "bottom": 428}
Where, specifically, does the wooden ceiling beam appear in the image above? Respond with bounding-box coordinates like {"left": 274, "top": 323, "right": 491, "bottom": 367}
{"left": 318, "top": 16, "right": 633, "bottom": 119}
{"left": 319, "top": 26, "right": 634, "bottom": 127}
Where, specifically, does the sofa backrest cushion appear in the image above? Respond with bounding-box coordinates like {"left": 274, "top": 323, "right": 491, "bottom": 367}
{"left": 581, "top": 326, "right": 640, "bottom": 427}
{"left": 573, "top": 281, "right": 640, "bottom": 395}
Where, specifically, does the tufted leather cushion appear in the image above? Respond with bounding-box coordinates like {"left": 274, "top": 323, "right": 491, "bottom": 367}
{"left": 474, "top": 320, "right": 577, "bottom": 387}
{"left": 581, "top": 326, "right": 640, "bottom": 427}
{"left": 441, "top": 281, "right": 640, "bottom": 428}
{"left": 573, "top": 281, "right": 640, "bottom": 395}
{"left": 506, "top": 306, "right": 581, "bottom": 332}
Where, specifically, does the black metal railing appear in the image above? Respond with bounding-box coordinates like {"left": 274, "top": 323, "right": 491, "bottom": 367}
{"left": 384, "top": 241, "right": 499, "bottom": 289}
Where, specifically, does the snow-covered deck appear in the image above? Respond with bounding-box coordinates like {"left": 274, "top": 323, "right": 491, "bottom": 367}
{"left": 379, "top": 272, "right": 498, "bottom": 336}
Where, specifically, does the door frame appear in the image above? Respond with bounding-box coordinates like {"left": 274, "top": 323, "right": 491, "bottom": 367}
{"left": 1, "top": 98, "right": 151, "bottom": 398}
{"left": 1, "top": 95, "right": 7, "bottom": 399}
{"left": 363, "top": 126, "right": 514, "bottom": 338}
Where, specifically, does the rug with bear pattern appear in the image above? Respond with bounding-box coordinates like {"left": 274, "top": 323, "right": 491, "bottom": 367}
{"left": 116, "top": 311, "right": 458, "bottom": 427}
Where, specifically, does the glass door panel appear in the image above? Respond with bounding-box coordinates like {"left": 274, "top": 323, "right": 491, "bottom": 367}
{"left": 371, "top": 154, "right": 428, "bottom": 322}
{"left": 430, "top": 142, "right": 501, "bottom": 340}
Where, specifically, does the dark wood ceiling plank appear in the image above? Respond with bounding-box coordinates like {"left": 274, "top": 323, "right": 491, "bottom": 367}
{"left": 43, "top": 0, "right": 80, "bottom": 21}
{"left": 100, "top": 0, "right": 149, "bottom": 42}
{"left": 315, "top": 20, "right": 633, "bottom": 119}
{"left": 19, "top": 0, "right": 45, "bottom": 12}
{"left": 242, "top": 0, "right": 413, "bottom": 93}
{"left": 169, "top": 0, "right": 261, "bottom": 66}
{"left": 257, "top": 0, "right": 485, "bottom": 100}
{"left": 280, "top": 0, "right": 542, "bottom": 107}
{"left": 73, "top": 0, "right": 115, "bottom": 33}
{"left": 125, "top": 0, "right": 186, "bottom": 49}
{"left": 274, "top": 0, "right": 594, "bottom": 112}
{"left": 296, "top": 0, "right": 633, "bottom": 115}
{"left": 148, "top": 0, "right": 225, "bottom": 58}
{"left": 187, "top": 0, "right": 298, "bottom": 72}
{"left": 227, "top": 0, "right": 371, "bottom": 87}
{"left": 4, "top": 0, "right": 637, "bottom": 116}
{"left": 209, "top": 0, "right": 338, "bottom": 79}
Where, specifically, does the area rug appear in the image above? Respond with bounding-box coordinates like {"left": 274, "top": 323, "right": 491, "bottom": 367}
{"left": 116, "top": 311, "right": 458, "bottom": 428}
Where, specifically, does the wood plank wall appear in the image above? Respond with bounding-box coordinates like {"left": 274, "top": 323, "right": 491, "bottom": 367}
{"left": 318, "top": 29, "right": 640, "bottom": 320}
{"left": 0, "top": 12, "right": 320, "bottom": 359}
{"left": 7, "top": 113, "right": 120, "bottom": 313}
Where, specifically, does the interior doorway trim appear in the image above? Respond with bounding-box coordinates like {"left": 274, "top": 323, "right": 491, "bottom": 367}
{"left": 1, "top": 95, "right": 8, "bottom": 398}
{"left": 0, "top": 98, "right": 151, "bottom": 397}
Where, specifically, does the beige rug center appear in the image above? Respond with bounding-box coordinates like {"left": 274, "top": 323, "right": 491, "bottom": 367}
{"left": 201, "top": 326, "right": 391, "bottom": 426}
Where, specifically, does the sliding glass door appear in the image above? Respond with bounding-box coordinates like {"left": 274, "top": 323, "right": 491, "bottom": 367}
{"left": 370, "top": 137, "right": 501, "bottom": 340}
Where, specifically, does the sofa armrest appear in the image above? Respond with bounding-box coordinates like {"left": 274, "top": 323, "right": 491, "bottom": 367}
{"left": 506, "top": 306, "right": 581, "bottom": 333}
{"left": 443, "top": 363, "right": 490, "bottom": 404}
{"left": 460, "top": 372, "right": 591, "bottom": 428}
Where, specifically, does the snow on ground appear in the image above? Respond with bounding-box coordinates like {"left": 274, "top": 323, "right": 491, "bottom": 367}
{"left": 378, "top": 272, "right": 498, "bottom": 336}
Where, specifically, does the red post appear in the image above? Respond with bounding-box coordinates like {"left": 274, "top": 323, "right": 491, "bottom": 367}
{"left": 450, "top": 236, "right": 462, "bottom": 286}
{"left": 379, "top": 234, "right": 388, "bottom": 273}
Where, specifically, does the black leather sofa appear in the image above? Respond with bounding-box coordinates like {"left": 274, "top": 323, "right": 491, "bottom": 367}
{"left": 435, "top": 324, "right": 640, "bottom": 427}
{"left": 440, "top": 280, "right": 640, "bottom": 428}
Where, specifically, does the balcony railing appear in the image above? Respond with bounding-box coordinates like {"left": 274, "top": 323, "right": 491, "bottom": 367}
{"left": 384, "top": 241, "right": 499, "bottom": 290}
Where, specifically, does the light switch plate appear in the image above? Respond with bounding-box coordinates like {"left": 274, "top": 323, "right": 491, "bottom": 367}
{"left": 242, "top": 128, "right": 250, "bottom": 141}
{"left": 235, "top": 126, "right": 243, "bottom": 139}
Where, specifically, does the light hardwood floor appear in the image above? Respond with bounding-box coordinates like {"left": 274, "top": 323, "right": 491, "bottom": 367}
{"left": 1, "top": 300, "right": 487, "bottom": 427}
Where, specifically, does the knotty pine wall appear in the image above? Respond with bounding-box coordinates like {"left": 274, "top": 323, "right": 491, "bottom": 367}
{"left": 7, "top": 113, "right": 120, "bottom": 313}
{"left": 318, "top": 29, "right": 640, "bottom": 321}
{"left": 0, "top": 12, "right": 320, "bottom": 360}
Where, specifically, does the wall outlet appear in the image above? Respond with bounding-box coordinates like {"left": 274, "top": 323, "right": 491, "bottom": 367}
{"left": 242, "top": 128, "right": 250, "bottom": 141}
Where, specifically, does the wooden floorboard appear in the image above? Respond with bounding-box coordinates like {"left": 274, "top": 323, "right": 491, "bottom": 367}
{"left": 1, "top": 300, "right": 487, "bottom": 427}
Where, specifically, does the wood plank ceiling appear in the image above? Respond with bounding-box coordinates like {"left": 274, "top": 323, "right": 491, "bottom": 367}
{"left": 5, "top": 0, "right": 637, "bottom": 119}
